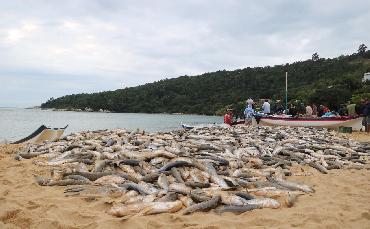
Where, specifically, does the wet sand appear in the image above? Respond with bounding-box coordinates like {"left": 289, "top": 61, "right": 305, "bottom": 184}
{"left": 1, "top": 144, "right": 369, "bottom": 229}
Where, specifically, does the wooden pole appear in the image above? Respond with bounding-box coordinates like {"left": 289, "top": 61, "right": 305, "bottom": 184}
{"left": 285, "top": 72, "right": 288, "bottom": 114}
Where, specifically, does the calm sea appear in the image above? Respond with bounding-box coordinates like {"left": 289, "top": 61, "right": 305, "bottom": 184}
{"left": 0, "top": 108, "right": 222, "bottom": 142}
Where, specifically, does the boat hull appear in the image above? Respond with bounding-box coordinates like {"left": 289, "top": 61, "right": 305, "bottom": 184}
{"left": 252, "top": 116, "right": 363, "bottom": 131}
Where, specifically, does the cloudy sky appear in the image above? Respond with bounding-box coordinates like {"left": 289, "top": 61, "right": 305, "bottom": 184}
{"left": 1, "top": 0, "right": 369, "bottom": 107}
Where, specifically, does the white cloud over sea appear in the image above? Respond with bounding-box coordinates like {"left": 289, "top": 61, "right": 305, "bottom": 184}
{"left": 0, "top": 0, "right": 369, "bottom": 107}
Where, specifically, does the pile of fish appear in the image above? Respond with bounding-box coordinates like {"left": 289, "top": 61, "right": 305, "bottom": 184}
{"left": 15, "top": 125, "right": 370, "bottom": 218}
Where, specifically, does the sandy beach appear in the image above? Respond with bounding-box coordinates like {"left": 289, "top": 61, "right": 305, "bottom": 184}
{"left": 1, "top": 132, "right": 369, "bottom": 229}
{"left": 2, "top": 0, "right": 370, "bottom": 228}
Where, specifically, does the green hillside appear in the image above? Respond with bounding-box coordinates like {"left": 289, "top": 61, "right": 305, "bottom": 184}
{"left": 41, "top": 50, "right": 370, "bottom": 116}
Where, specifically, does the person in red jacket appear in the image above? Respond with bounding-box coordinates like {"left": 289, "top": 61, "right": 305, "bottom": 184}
{"left": 224, "top": 109, "right": 235, "bottom": 125}
{"left": 322, "top": 105, "right": 330, "bottom": 113}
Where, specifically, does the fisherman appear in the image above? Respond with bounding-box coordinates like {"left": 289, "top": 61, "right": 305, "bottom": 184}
{"left": 322, "top": 106, "right": 335, "bottom": 117}
{"left": 346, "top": 102, "right": 357, "bottom": 116}
{"left": 323, "top": 105, "right": 330, "bottom": 113}
{"left": 337, "top": 104, "right": 348, "bottom": 116}
{"left": 224, "top": 109, "right": 236, "bottom": 126}
{"left": 318, "top": 105, "right": 330, "bottom": 117}
{"left": 318, "top": 105, "right": 324, "bottom": 117}
{"left": 275, "top": 103, "right": 284, "bottom": 114}
{"left": 289, "top": 104, "right": 297, "bottom": 117}
{"left": 355, "top": 99, "right": 365, "bottom": 116}
{"left": 312, "top": 104, "right": 318, "bottom": 116}
{"left": 363, "top": 99, "right": 370, "bottom": 133}
{"left": 261, "top": 99, "right": 270, "bottom": 115}
{"left": 244, "top": 101, "right": 255, "bottom": 125}
{"left": 298, "top": 103, "right": 306, "bottom": 116}
{"left": 305, "top": 104, "right": 313, "bottom": 116}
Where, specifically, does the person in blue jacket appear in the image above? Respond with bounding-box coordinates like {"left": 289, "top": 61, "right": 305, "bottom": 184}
{"left": 244, "top": 102, "right": 254, "bottom": 125}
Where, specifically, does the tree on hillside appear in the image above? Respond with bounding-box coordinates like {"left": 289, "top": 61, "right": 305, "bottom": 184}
{"left": 358, "top": 44, "right": 367, "bottom": 55}
{"left": 312, "top": 53, "right": 319, "bottom": 61}
{"left": 40, "top": 52, "right": 370, "bottom": 115}
{"left": 308, "top": 87, "right": 352, "bottom": 110}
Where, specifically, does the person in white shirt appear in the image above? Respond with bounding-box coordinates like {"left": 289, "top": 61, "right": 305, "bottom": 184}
{"left": 262, "top": 99, "right": 270, "bottom": 114}
{"left": 305, "top": 105, "right": 313, "bottom": 116}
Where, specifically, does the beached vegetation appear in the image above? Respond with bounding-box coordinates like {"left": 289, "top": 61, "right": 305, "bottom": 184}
{"left": 41, "top": 49, "right": 370, "bottom": 115}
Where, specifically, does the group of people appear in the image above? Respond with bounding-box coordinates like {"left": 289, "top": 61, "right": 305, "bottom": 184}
{"left": 223, "top": 98, "right": 370, "bottom": 132}
{"left": 288, "top": 103, "right": 329, "bottom": 117}
{"left": 223, "top": 99, "right": 270, "bottom": 126}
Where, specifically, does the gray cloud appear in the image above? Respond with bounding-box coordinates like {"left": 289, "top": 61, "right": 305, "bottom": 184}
{"left": 0, "top": 0, "right": 369, "bottom": 107}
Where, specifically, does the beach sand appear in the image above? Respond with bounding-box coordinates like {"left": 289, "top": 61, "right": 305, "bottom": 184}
{"left": 0, "top": 143, "right": 369, "bottom": 229}
{"left": 343, "top": 131, "right": 370, "bottom": 143}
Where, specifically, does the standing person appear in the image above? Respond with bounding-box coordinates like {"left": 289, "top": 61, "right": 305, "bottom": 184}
{"left": 356, "top": 99, "right": 366, "bottom": 131}
{"left": 275, "top": 103, "right": 284, "bottom": 114}
{"left": 224, "top": 109, "right": 235, "bottom": 126}
{"left": 312, "top": 104, "right": 318, "bottom": 116}
{"left": 346, "top": 102, "right": 357, "bottom": 116}
{"left": 298, "top": 103, "right": 306, "bottom": 116}
{"left": 317, "top": 105, "right": 324, "bottom": 117}
{"left": 270, "top": 100, "right": 277, "bottom": 114}
{"left": 318, "top": 105, "right": 329, "bottom": 117}
{"left": 289, "top": 104, "right": 297, "bottom": 117}
{"left": 305, "top": 104, "right": 313, "bottom": 116}
{"left": 355, "top": 99, "right": 365, "bottom": 116}
{"left": 262, "top": 99, "right": 270, "bottom": 115}
{"left": 244, "top": 102, "right": 254, "bottom": 125}
{"left": 321, "top": 105, "right": 331, "bottom": 117}
{"left": 363, "top": 99, "right": 370, "bottom": 133}
{"left": 323, "top": 105, "right": 330, "bottom": 114}
{"left": 338, "top": 104, "right": 348, "bottom": 116}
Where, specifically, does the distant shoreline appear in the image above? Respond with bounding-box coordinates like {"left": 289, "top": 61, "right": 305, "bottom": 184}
{"left": 2, "top": 107, "right": 219, "bottom": 116}
{"left": 40, "top": 107, "right": 221, "bottom": 116}
{"left": 41, "top": 107, "right": 112, "bottom": 113}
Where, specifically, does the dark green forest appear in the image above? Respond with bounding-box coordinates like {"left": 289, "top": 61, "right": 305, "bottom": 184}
{"left": 41, "top": 48, "right": 370, "bottom": 116}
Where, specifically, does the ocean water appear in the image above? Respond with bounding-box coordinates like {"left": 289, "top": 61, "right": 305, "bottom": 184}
{"left": 0, "top": 108, "right": 222, "bottom": 142}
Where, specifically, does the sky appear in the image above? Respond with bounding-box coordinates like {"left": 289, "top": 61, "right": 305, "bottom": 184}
{"left": 0, "top": 0, "right": 369, "bottom": 107}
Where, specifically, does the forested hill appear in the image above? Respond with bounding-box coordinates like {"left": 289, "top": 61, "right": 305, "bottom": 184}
{"left": 41, "top": 51, "right": 370, "bottom": 115}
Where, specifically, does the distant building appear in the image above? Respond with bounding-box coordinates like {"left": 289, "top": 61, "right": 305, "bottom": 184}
{"left": 363, "top": 72, "right": 370, "bottom": 82}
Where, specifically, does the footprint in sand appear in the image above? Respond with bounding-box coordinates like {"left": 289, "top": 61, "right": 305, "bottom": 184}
{"left": 341, "top": 204, "right": 351, "bottom": 211}
{"left": 2, "top": 190, "right": 10, "bottom": 196}
{"left": 361, "top": 212, "right": 370, "bottom": 220}
{"left": 26, "top": 201, "right": 40, "bottom": 210}
{"left": 147, "top": 220, "right": 162, "bottom": 228}
{"left": 169, "top": 215, "right": 184, "bottom": 223}
{"left": 1, "top": 180, "right": 12, "bottom": 185}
